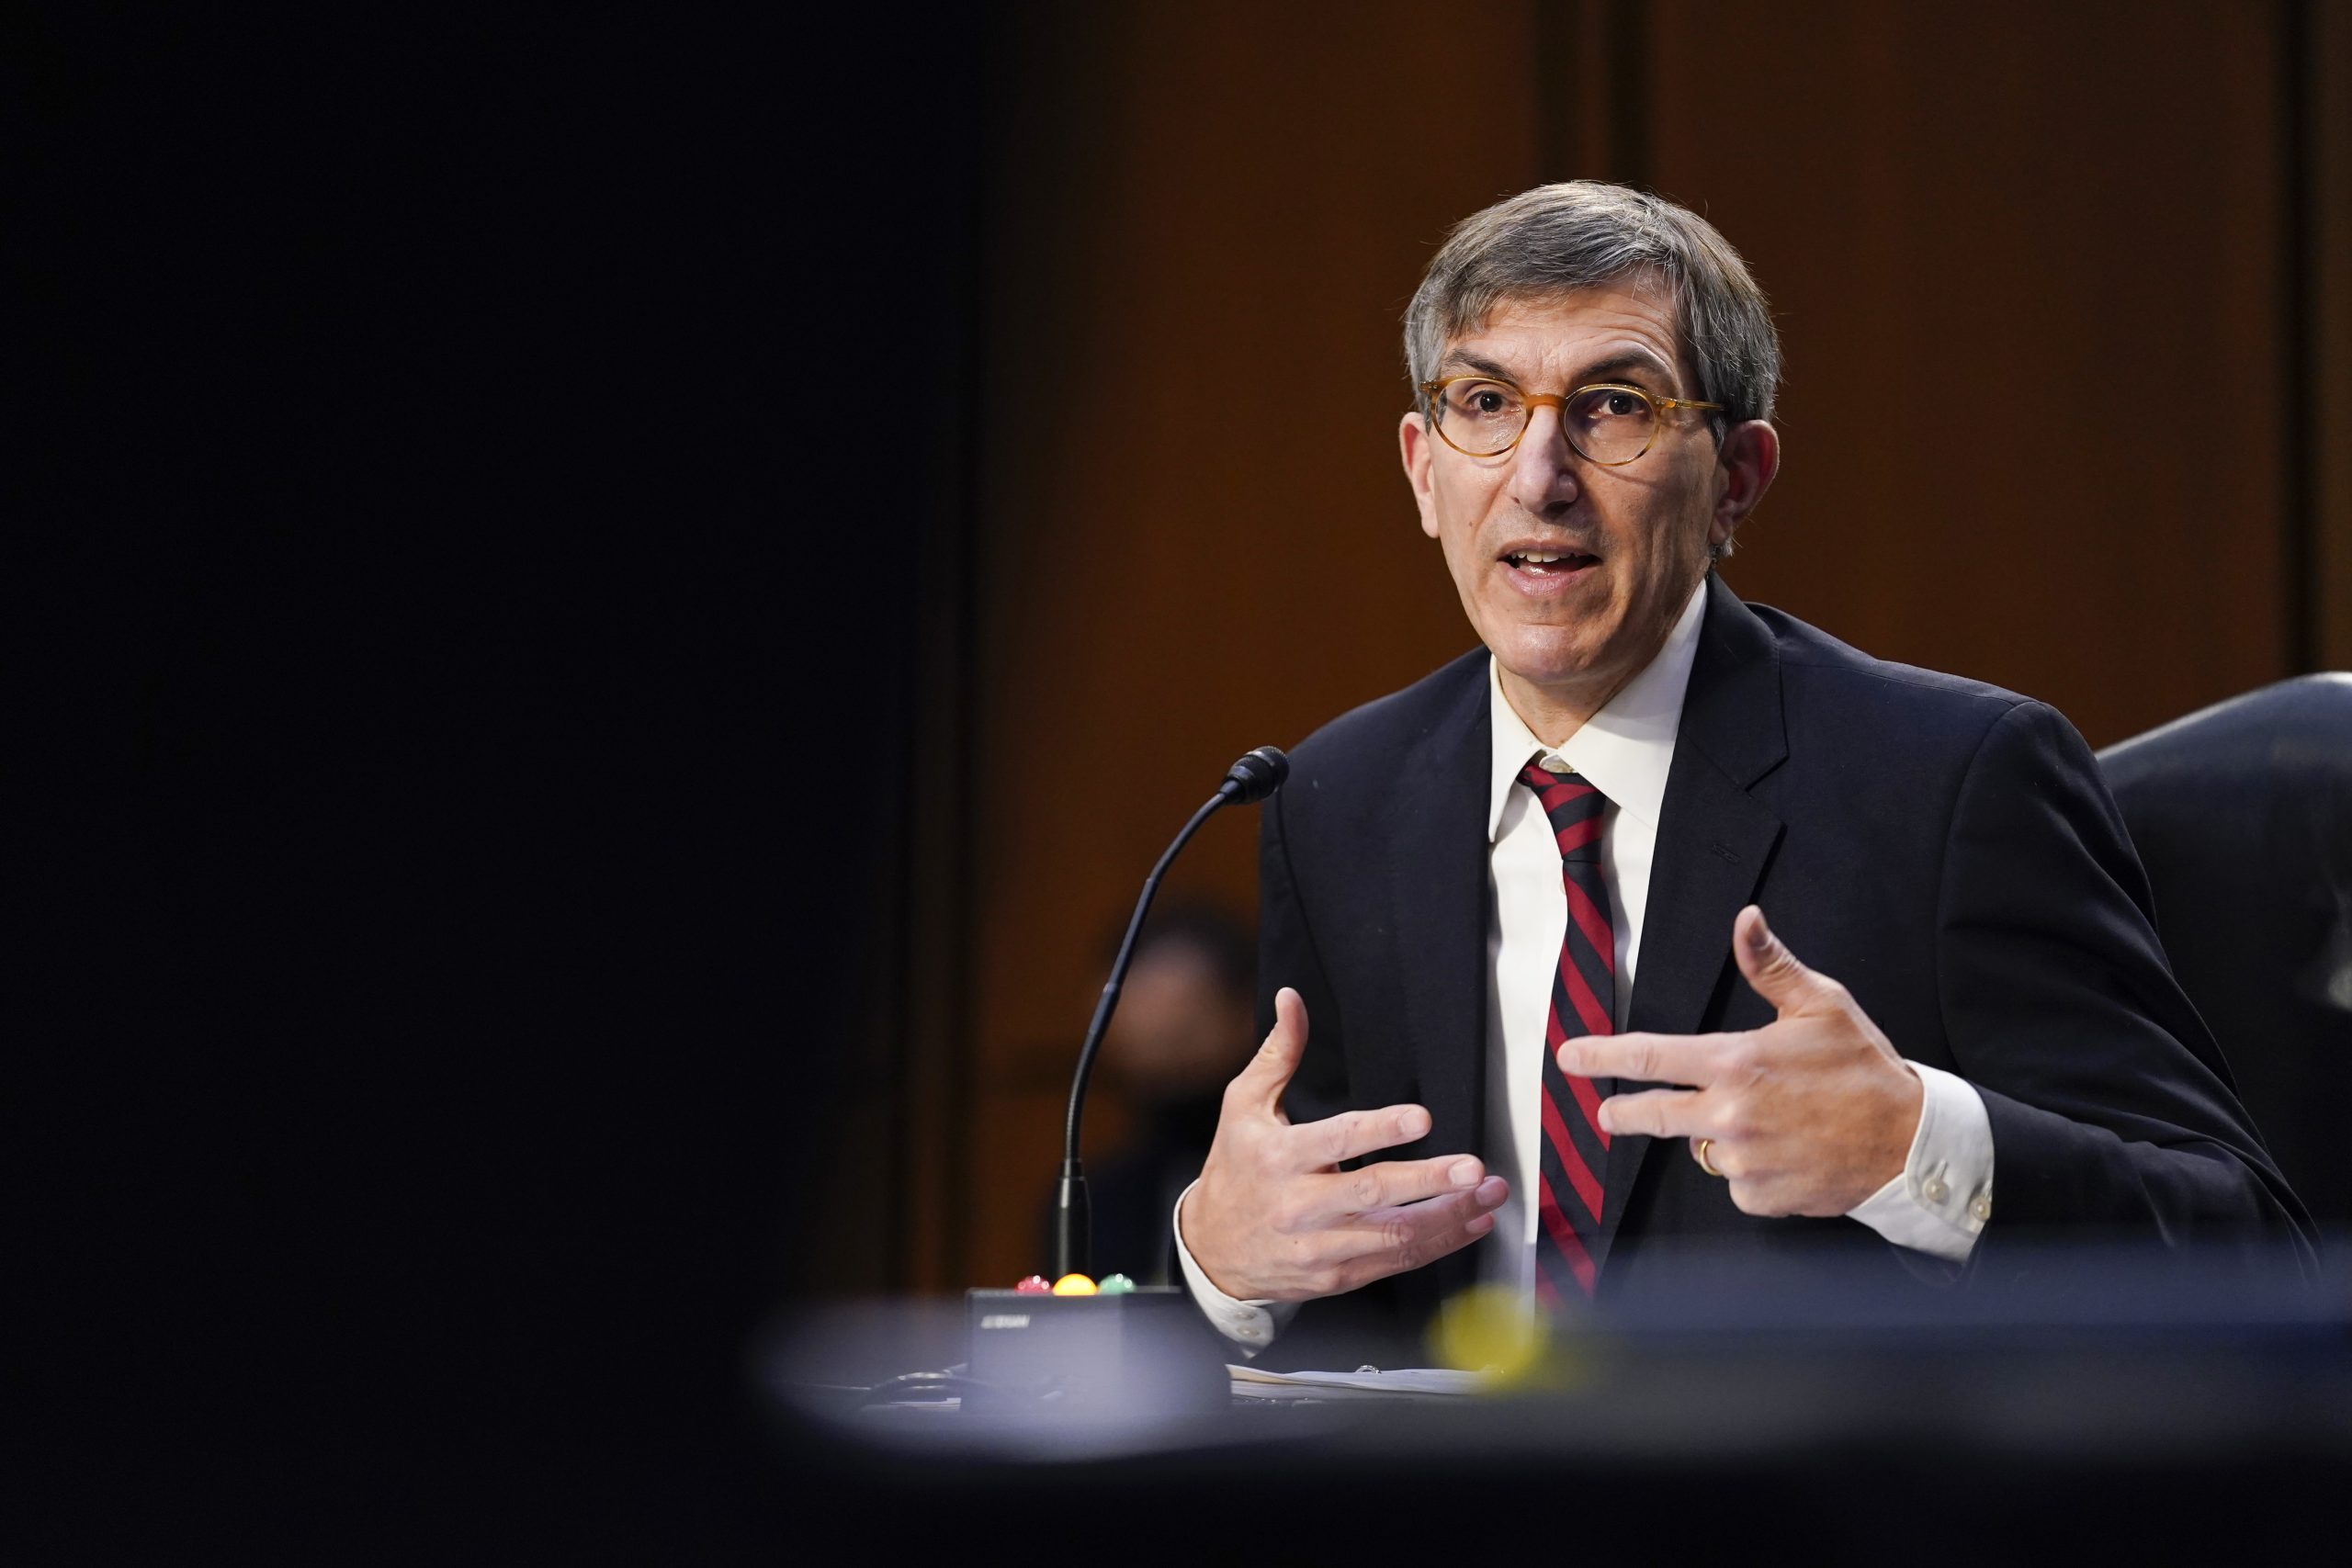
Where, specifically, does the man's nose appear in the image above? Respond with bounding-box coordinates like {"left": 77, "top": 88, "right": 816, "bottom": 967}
{"left": 1507, "top": 404, "right": 1582, "bottom": 515}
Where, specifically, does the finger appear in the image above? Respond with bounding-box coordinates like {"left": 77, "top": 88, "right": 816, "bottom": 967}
{"left": 1556, "top": 1030, "right": 1726, "bottom": 1088}
{"left": 1292, "top": 1100, "right": 1433, "bottom": 1169}
{"left": 1319, "top": 1180, "right": 1511, "bottom": 1286}
{"left": 1593, "top": 1086, "right": 1707, "bottom": 1139}
{"left": 1227, "top": 987, "right": 1309, "bottom": 1117}
{"left": 1690, "top": 1134, "right": 1739, "bottom": 1179}
{"left": 1300, "top": 1153, "right": 1487, "bottom": 1222}
{"left": 1732, "top": 905, "right": 1840, "bottom": 1018}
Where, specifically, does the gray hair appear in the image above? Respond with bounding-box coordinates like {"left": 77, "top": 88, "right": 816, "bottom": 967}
{"left": 1404, "top": 182, "right": 1781, "bottom": 438}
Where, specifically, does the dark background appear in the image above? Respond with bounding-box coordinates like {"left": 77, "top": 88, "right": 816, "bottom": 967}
{"left": 21, "top": 6, "right": 981, "bottom": 1552}
{"left": 17, "top": 2, "right": 2349, "bottom": 1553}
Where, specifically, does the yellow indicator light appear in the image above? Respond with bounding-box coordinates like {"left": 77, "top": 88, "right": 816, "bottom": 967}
{"left": 1051, "top": 1273, "right": 1098, "bottom": 1295}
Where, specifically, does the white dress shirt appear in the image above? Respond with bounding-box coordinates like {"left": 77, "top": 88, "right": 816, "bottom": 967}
{"left": 1176, "top": 581, "right": 1996, "bottom": 1350}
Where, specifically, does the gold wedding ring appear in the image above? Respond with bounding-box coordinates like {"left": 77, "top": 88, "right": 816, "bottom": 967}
{"left": 1694, "top": 1137, "right": 1724, "bottom": 1178}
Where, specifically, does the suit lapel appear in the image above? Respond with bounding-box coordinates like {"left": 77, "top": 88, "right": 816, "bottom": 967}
{"left": 1596, "top": 576, "right": 1789, "bottom": 1275}
{"left": 1385, "top": 653, "right": 1491, "bottom": 1315}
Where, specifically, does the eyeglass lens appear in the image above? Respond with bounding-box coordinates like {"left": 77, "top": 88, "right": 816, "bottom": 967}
{"left": 1434, "top": 382, "right": 1659, "bottom": 462}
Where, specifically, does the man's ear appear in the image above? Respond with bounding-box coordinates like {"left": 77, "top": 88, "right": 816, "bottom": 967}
{"left": 1400, "top": 411, "right": 1442, "bottom": 540}
{"left": 1710, "top": 420, "right": 1781, "bottom": 552}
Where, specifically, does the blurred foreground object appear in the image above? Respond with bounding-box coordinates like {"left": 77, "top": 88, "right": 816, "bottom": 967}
{"left": 763, "top": 1239, "right": 2348, "bottom": 1553}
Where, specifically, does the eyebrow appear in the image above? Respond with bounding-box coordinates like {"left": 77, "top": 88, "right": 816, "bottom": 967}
{"left": 1439, "top": 346, "right": 1681, "bottom": 390}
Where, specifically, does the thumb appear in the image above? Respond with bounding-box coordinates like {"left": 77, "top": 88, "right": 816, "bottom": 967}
{"left": 1733, "top": 906, "right": 1836, "bottom": 1017}
{"left": 1233, "top": 986, "right": 1309, "bottom": 1116}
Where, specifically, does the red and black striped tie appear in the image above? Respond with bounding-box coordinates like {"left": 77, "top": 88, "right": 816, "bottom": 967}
{"left": 1518, "top": 761, "right": 1615, "bottom": 1305}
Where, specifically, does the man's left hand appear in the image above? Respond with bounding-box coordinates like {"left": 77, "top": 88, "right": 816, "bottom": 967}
{"left": 1556, "top": 905, "right": 1922, "bottom": 1217}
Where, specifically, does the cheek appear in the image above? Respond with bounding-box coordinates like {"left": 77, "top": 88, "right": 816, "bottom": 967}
{"left": 1432, "top": 467, "right": 1502, "bottom": 527}
{"left": 1436, "top": 505, "right": 1494, "bottom": 571}
{"left": 1623, "top": 502, "right": 1709, "bottom": 583}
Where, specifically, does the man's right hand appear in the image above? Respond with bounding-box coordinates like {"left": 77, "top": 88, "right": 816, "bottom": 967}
{"left": 1178, "top": 986, "right": 1510, "bottom": 1302}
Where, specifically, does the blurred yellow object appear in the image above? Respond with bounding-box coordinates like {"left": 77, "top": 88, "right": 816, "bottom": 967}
{"left": 1430, "top": 1283, "right": 1550, "bottom": 1385}
{"left": 1051, "top": 1273, "right": 1098, "bottom": 1296}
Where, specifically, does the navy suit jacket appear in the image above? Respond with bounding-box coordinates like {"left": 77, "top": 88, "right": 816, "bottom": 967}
{"left": 1257, "top": 575, "right": 2311, "bottom": 1361}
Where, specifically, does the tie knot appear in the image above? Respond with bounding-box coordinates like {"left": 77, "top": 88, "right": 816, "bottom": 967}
{"left": 1517, "top": 761, "right": 1608, "bottom": 863}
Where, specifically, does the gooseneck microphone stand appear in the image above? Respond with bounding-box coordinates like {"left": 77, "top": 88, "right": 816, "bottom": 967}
{"left": 1053, "top": 746, "right": 1289, "bottom": 1280}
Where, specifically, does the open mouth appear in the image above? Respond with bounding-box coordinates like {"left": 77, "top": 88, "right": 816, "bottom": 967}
{"left": 1502, "top": 549, "right": 1599, "bottom": 577}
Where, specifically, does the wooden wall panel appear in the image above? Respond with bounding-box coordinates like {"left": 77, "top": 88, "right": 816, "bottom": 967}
{"left": 1644, "top": 0, "right": 2290, "bottom": 743}
{"left": 2315, "top": 0, "right": 2352, "bottom": 669}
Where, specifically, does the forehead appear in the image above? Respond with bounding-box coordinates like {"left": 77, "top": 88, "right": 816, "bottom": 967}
{"left": 1442, "top": 277, "right": 1687, "bottom": 385}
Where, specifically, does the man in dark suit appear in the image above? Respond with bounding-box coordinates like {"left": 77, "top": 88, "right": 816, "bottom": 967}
{"left": 1170, "top": 182, "right": 2310, "bottom": 1361}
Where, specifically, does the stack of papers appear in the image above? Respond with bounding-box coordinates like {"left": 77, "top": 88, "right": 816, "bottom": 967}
{"left": 1226, "top": 1365, "right": 1485, "bottom": 1400}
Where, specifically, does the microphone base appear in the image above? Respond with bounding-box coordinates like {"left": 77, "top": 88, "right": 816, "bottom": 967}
{"left": 965, "top": 1288, "right": 1228, "bottom": 1416}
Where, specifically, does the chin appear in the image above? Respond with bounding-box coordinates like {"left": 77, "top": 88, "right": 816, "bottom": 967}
{"left": 1496, "top": 647, "right": 1604, "bottom": 694}
{"left": 1495, "top": 623, "right": 1601, "bottom": 674}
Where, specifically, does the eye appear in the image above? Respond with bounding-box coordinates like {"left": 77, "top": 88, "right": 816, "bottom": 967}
{"left": 1566, "top": 385, "right": 1657, "bottom": 430}
{"left": 1445, "top": 379, "right": 1521, "bottom": 420}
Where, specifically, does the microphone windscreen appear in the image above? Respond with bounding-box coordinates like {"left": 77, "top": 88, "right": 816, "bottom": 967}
{"left": 1221, "top": 745, "right": 1289, "bottom": 804}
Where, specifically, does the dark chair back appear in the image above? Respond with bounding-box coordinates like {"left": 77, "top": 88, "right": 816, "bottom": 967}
{"left": 2097, "top": 674, "right": 2352, "bottom": 1230}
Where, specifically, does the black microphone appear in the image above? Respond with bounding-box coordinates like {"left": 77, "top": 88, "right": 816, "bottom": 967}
{"left": 1219, "top": 745, "right": 1288, "bottom": 805}
{"left": 1055, "top": 745, "right": 1290, "bottom": 1280}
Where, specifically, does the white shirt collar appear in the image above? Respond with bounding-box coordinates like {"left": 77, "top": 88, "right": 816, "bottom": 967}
{"left": 1486, "top": 576, "right": 1709, "bottom": 842}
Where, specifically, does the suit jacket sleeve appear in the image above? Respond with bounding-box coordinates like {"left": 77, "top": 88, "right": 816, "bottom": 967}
{"left": 1938, "top": 699, "right": 2313, "bottom": 1267}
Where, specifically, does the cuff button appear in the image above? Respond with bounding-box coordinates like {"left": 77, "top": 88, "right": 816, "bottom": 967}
{"left": 1969, "top": 1194, "right": 1992, "bottom": 1223}
{"left": 1922, "top": 1177, "right": 1950, "bottom": 1204}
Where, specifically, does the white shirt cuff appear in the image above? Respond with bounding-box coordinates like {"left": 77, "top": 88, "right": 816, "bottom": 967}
{"left": 1846, "top": 1062, "right": 1995, "bottom": 1267}
{"left": 1171, "top": 1180, "right": 1297, "bottom": 1354}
